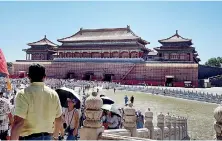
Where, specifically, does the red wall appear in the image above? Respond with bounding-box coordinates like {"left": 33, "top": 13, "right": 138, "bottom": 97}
{"left": 12, "top": 62, "right": 199, "bottom": 88}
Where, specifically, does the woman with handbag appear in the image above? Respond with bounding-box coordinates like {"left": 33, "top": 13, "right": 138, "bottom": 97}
{"left": 63, "top": 98, "right": 79, "bottom": 140}
{"left": 107, "top": 112, "right": 119, "bottom": 129}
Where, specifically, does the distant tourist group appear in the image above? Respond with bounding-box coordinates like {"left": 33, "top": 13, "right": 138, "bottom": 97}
{"left": 0, "top": 64, "right": 146, "bottom": 140}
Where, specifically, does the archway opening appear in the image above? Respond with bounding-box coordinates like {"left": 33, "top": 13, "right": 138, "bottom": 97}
{"left": 83, "top": 72, "right": 94, "bottom": 81}
{"left": 165, "top": 76, "right": 174, "bottom": 87}
{"left": 67, "top": 73, "right": 75, "bottom": 79}
{"left": 103, "top": 74, "right": 114, "bottom": 82}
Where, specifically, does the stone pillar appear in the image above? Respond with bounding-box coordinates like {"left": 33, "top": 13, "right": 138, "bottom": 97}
{"left": 176, "top": 116, "right": 182, "bottom": 140}
{"left": 157, "top": 112, "right": 164, "bottom": 140}
{"left": 185, "top": 117, "right": 188, "bottom": 137}
{"left": 26, "top": 53, "right": 28, "bottom": 60}
{"left": 123, "top": 103, "right": 137, "bottom": 137}
{"left": 171, "top": 115, "right": 177, "bottom": 140}
{"left": 183, "top": 117, "right": 187, "bottom": 138}
{"left": 214, "top": 106, "right": 222, "bottom": 140}
{"left": 145, "top": 108, "right": 154, "bottom": 139}
{"left": 165, "top": 113, "right": 171, "bottom": 140}
{"left": 79, "top": 92, "right": 104, "bottom": 140}
{"left": 180, "top": 117, "right": 184, "bottom": 139}
{"left": 183, "top": 117, "right": 188, "bottom": 139}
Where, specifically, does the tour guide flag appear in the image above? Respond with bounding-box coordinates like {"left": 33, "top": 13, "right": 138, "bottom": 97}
{"left": 0, "top": 49, "right": 9, "bottom": 76}
{"left": 0, "top": 49, "right": 11, "bottom": 90}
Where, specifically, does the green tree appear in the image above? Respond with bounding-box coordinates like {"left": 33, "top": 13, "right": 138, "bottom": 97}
{"left": 205, "top": 57, "right": 222, "bottom": 67}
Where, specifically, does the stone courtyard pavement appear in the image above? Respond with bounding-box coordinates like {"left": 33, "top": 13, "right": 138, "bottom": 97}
{"left": 96, "top": 88, "right": 218, "bottom": 140}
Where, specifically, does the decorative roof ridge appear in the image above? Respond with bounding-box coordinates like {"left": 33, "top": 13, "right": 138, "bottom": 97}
{"left": 158, "top": 30, "right": 192, "bottom": 43}
{"left": 27, "top": 35, "right": 58, "bottom": 47}
{"left": 80, "top": 27, "right": 128, "bottom": 32}
{"left": 57, "top": 25, "right": 141, "bottom": 43}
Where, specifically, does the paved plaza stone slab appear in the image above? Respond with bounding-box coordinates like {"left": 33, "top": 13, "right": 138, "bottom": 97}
{"left": 96, "top": 88, "right": 218, "bottom": 140}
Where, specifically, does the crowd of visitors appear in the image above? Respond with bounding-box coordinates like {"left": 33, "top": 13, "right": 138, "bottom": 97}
{"left": 0, "top": 64, "right": 145, "bottom": 140}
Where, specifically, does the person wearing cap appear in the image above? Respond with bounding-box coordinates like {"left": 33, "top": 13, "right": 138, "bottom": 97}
{"left": 63, "top": 98, "right": 79, "bottom": 140}
{"left": 11, "top": 64, "right": 63, "bottom": 140}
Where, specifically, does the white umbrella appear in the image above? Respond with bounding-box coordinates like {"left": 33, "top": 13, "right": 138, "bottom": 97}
{"left": 59, "top": 87, "right": 81, "bottom": 101}
{"left": 101, "top": 104, "right": 121, "bottom": 117}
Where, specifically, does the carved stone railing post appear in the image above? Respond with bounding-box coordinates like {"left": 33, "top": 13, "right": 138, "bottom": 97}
{"left": 176, "top": 116, "right": 182, "bottom": 140}
{"left": 171, "top": 115, "right": 177, "bottom": 140}
{"left": 145, "top": 108, "right": 154, "bottom": 139}
{"left": 157, "top": 112, "right": 164, "bottom": 140}
{"left": 214, "top": 106, "right": 222, "bottom": 140}
{"left": 185, "top": 117, "right": 188, "bottom": 137}
{"left": 180, "top": 117, "right": 185, "bottom": 139}
{"left": 165, "top": 113, "right": 171, "bottom": 140}
{"left": 180, "top": 116, "right": 184, "bottom": 140}
{"left": 123, "top": 103, "right": 137, "bottom": 137}
{"left": 183, "top": 117, "right": 187, "bottom": 139}
{"left": 80, "top": 92, "right": 104, "bottom": 140}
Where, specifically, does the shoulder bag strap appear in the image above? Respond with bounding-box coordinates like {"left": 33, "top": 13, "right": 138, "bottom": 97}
{"left": 68, "top": 109, "right": 76, "bottom": 127}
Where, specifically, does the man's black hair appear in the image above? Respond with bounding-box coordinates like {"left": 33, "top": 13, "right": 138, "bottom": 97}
{"left": 28, "top": 64, "right": 46, "bottom": 82}
{"left": 0, "top": 92, "right": 3, "bottom": 95}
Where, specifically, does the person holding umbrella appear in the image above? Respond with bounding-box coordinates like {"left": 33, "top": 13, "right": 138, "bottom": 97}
{"left": 63, "top": 98, "right": 79, "bottom": 140}
{"left": 107, "top": 111, "right": 119, "bottom": 129}
{"left": 102, "top": 104, "right": 121, "bottom": 130}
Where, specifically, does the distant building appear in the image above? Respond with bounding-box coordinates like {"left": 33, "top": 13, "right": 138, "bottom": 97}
{"left": 23, "top": 26, "right": 150, "bottom": 60}
{"left": 154, "top": 30, "right": 200, "bottom": 63}
{"left": 12, "top": 26, "right": 200, "bottom": 87}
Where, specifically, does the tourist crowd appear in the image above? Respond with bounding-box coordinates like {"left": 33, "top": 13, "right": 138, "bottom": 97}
{"left": 0, "top": 64, "right": 145, "bottom": 140}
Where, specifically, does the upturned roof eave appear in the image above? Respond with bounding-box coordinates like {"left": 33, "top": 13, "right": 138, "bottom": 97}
{"left": 27, "top": 36, "right": 58, "bottom": 47}
{"left": 158, "top": 30, "right": 192, "bottom": 44}
{"left": 158, "top": 39, "right": 192, "bottom": 44}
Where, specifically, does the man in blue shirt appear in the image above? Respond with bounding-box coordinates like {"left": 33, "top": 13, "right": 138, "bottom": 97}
{"left": 124, "top": 95, "right": 128, "bottom": 106}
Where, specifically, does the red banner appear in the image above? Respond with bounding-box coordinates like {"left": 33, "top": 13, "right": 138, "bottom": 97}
{"left": 0, "top": 49, "right": 9, "bottom": 76}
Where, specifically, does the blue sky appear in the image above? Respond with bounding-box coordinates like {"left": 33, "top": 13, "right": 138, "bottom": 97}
{"left": 0, "top": 1, "right": 222, "bottom": 63}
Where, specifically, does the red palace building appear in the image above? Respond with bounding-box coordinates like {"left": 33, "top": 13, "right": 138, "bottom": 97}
{"left": 12, "top": 26, "right": 200, "bottom": 87}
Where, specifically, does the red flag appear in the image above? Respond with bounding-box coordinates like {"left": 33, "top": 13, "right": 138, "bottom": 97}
{"left": 0, "top": 49, "right": 9, "bottom": 76}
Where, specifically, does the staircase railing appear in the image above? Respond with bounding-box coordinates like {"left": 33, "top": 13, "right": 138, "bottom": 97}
{"left": 121, "top": 64, "right": 136, "bottom": 80}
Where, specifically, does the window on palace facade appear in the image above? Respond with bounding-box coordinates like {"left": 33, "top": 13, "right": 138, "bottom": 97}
{"left": 164, "top": 53, "right": 169, "bottom": 59}
{"left": 170, "top": 53, "right": 179, "bottom": 60}
{"left": 180, "top": 53, "right": 186, "bottom": 60}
